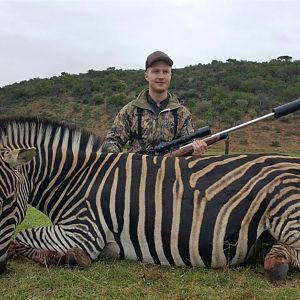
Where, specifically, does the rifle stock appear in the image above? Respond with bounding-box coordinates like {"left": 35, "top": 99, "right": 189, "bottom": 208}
{"left": 166, "top": 98, "right": 300, "bottom": 157}
{"left": 167, "top": 132, "right": 228, "bottom": 157}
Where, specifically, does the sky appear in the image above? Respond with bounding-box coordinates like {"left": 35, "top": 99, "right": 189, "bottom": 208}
{"left": 0, "top": 0, "right": 299, "bottom": 87}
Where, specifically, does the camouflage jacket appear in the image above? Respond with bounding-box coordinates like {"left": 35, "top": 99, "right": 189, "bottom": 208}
{"left": 101, "top": 89, "right": 195, "bottom": 154}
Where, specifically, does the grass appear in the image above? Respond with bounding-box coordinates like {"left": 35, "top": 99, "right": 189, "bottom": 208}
{"left": 3, "top": 259, "right": 300, "bottom": 300}
{"left": 1, "top": 205, "right": 300, "bottom": 300}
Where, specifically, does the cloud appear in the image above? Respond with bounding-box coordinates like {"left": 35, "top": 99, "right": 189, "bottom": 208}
{"left": 0, "top": 0, "right": 299, "bottom": 87}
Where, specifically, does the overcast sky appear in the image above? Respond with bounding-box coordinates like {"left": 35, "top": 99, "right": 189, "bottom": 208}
{"left": 0, "top": 0, "right": 299, "bottom": 87}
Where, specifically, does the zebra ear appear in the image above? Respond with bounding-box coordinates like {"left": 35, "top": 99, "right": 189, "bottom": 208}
{"left": 3, "top": 147, "right": 36, "bottom": 167}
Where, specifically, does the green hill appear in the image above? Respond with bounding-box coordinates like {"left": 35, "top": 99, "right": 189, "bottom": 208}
{"left": 1, "top": 57, "right": 299, "bottom": 153}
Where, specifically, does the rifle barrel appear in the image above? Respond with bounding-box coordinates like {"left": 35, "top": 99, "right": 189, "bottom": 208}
{"left": 208, "top": 112, "right": 274, "bottom": 139}
{"left": 169, "top": 98, "right": 300, "bottom": 157}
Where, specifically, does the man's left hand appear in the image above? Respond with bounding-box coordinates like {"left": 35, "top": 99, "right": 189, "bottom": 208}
{"left": 191, "top": 139, "right": 208, "bottom": 156}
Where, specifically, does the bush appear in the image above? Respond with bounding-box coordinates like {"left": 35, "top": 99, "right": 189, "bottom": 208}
{"left": 106, "top": 93, "right": 128, "bottom": 108}
{"left": 270, "top": 141, "right": 281, "bottom": 147}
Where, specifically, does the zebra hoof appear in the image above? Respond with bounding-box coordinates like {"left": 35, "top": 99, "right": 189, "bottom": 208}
{"left": 99, "top": 242, "right": 120, "bottom": 259}
{"left": 7, "top": 240, "right": 19, "bottom": 259}
{"left": 0, "top": 254, "right": 8, "bottom": 275}
{"left": 65, "top": 248, "right": 92, "bottom": 268}
{"left": 265, "top": 263, "right": 289, "bottom": 284}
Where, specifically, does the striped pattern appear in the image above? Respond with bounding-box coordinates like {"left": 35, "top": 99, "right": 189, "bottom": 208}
{"left": 0, "top": 117, "right": 300, "bottom": 276}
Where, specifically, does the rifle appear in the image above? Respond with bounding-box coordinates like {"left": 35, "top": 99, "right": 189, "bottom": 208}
{"left": 154, "top": 126, "right": 211, "bottom": 155}
{"left": 167, "top": 98, "right": 300, "bottom": 157}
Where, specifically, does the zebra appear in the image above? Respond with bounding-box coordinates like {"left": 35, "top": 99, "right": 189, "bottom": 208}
{"left": 0, "top": 117, "right": 299, "bottom": 284}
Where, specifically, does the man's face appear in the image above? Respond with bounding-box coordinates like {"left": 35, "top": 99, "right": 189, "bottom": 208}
{"left": 145, "top": 61, "right": 172, "bottom": 94}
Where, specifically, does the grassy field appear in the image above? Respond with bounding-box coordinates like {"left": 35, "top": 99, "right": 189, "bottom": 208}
{"left": 1, "top": 152, "right": 300, "bottom": 300}
{"left": 2, "top": 207, "right": 300, "bottom": 299}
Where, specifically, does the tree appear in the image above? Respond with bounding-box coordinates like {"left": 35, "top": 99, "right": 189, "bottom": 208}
{"left": 226, "top": 58, "right": 238, "bottom": 64}
{"left": 277, "top": 56, "right": 292, "bottom": 62}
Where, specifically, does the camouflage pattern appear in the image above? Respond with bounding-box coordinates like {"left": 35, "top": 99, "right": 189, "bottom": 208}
{"left": 101, "top": 89, "right": 195, "bottom": 154}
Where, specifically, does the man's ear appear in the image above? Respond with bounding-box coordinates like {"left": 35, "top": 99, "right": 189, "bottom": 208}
{"left": 144, "top": 70, "right": 149, "bottom": 82}
{"left": 3, "top": 147, "right": 36, "bottom": 167}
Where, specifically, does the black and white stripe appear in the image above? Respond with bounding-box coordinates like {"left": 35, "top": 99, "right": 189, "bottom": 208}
{"left": 0, "top": 117, "right": 300, "bottom": 281}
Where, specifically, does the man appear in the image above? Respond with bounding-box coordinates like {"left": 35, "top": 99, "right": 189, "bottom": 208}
{"left": 101, "top": 51, "right": 208, "bottom": 156}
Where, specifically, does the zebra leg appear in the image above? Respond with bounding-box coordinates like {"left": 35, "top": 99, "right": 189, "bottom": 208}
{"left": 8, "top": 223, "right": 101, "bottom": 268}
{"left": 8, "top": 240, "right": 92, "bottom": 267}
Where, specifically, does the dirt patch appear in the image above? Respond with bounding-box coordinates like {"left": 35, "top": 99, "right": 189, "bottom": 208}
{"left": 1, "top": 99, "right": 299, "bottom": 153}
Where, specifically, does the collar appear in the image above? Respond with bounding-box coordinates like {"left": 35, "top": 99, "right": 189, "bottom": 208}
{"left": 147, "top": 92, "right": 170, "bottom": 115}
{"left": 133, "top": 88, "right": 181, "bottom": 110}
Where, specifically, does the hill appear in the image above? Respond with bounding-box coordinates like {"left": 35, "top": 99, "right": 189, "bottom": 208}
{"left": 0, "top": 57, "right": 299, "bottom": 154}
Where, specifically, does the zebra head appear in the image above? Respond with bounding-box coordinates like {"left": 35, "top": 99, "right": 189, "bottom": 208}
{"left": 0, "top": 147, "right": 36, "bottom": 274}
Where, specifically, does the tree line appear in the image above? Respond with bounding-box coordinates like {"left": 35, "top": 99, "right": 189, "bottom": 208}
{"left": 0, "top": 57, "right": 299, "bottom": 129}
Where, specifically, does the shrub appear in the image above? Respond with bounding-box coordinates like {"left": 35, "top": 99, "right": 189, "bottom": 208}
{"left": 270, "top": 141, "right": 281, "bottom": 147}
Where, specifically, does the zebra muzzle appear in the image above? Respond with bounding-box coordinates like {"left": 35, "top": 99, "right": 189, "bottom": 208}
{"left": 264, "top": 255, "right": 289, "bottom": 284}
{"left": 265, "top": 263, "right": 289, "bottom": 284}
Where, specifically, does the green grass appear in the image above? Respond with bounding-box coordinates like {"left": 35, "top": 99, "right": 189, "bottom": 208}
{"left": 3, "top": 259, "right": 300, "bottom": 300}
{"left": 2, "top": 205, "right": 300, "bottom": 300}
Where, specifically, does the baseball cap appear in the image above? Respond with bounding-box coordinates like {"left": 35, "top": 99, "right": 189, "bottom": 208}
{"left": 145, "top": 51, "right": 173, "bottom": 69}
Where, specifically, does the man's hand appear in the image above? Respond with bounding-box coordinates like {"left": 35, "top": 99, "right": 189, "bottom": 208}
{"left": 191, "top": 139, "right": 208, "bottom": 156}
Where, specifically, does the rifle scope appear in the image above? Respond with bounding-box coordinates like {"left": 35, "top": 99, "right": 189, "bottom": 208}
{"left": 154, "top": 126, "right": 211, "bottom": 154}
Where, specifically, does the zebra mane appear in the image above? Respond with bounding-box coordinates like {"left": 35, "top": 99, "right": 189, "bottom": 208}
{"left": 0, "top": 116, "right": 104, "bottom": 153}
